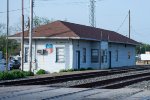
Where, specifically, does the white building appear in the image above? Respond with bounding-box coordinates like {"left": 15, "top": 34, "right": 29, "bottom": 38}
{"left": 10, "top": 21, "right": 139, "bottom": 73}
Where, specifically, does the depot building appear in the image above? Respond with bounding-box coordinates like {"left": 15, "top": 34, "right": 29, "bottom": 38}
{"left": 10, "top": 21, "right": 139, "bottom": 73}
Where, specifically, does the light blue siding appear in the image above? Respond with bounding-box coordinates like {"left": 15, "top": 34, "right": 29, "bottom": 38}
{"left": 23, "top": 39, "right": 136, "bottom": 73}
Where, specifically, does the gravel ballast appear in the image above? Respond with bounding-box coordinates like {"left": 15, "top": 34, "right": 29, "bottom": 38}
{"left": 127, "top": 80, "right": 150, "bottom": 90}
{"left": 48, "top": 69, "right": 150, "bottom": 87}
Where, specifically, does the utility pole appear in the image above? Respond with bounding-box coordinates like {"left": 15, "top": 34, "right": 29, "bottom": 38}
{"left": 6, "top": 0, "right": 9, "bottom": 71}
{"left": 29, "top": 0, "right": 33, "bottom": 72}
{"left": 89, "top": 0, "right": 96, "bottom": 27}
{"left": 129, "top": 10, "right": 131, "bottom": 39}
{"left": 21, "top": 0, "right": 25, "bottom": 71}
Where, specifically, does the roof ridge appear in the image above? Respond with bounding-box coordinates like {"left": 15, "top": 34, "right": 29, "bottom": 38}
{"left": 60, "top": 21, "right": 80, "bottom": 38}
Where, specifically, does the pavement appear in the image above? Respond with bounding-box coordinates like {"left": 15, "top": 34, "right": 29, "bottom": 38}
{"left": 0, "top": 85, "right": 150, "bottom": 100}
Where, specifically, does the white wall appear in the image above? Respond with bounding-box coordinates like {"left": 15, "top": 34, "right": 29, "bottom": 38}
{"left": 108, "top": 43, "right": 136, "bottom": 68}
{"left": 23, "top": 39, "right": 73, "bottom": 73}
{"left": 140, "top": 54, "right": 150, "bottom": 60}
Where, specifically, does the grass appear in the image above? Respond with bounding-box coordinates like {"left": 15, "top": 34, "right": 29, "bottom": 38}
{"left": 59, "top": 67, "right": 94, "bottom": 72}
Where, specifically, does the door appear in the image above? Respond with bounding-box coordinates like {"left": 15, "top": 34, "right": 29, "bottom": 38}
{"left": 76, "top": 51, "right": 80, "bottom": 69}
{"left": 109, "top": 51, "right": 112, "bottom": 69}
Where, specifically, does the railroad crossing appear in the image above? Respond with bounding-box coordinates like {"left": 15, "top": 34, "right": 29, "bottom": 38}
{"left": 0, "top": 86, "right": 150, "bottom": 100}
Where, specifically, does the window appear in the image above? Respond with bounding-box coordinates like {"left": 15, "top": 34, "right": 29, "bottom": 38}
{"left": 25, "top": 47, "right": 29, "bottom": 62}
{"left": 101, "top": 50, "right": 105, "bottom": 63}
{"left": 116, "top": 50, "right": 118, "bottom": 61}
{"left": 105, "top": 49, "right": 107, "bottom": 63}
{"left": 91, "top": 49, "right": 99, "bottom": 63}
{"left": 82, "top": 48, "right": 86, "bottom": 63}
{"left": 128, "top": 51, "right": 131, "bottom": 59}
{"left": 56, "top": 48, "right": 65, "bottom": 63}
{"left": 101, "top": 49, "right": 107, "bottom": 63}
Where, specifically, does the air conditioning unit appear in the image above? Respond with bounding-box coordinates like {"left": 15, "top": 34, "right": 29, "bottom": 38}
{"left": 37, "top": 49, "right": 46, "bottom": 55}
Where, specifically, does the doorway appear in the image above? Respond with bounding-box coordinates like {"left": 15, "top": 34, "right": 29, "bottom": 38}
{"left": 76, "top": 51, "right": 80, "bottom": 69}
{"left": 109, "top": 51, "right": 112, "bottom": 69}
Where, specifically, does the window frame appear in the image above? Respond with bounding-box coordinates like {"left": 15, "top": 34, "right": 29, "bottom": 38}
{"left": 82, "top": 48, "right": 86, "bottom": 63}
{"left": 128, "top": 51, "right": 131, "bottom": 59}
{"left": 91, "top": 49, "right": 99, "bottom": 63}
{"left": 116, "top": 50, "right": 118, "bottom": 62}
{"left": 56, "top": 47, "right": 65, "bottom": 63}
{"left": 24, "top": 47, "right": 29, "bottom": 63}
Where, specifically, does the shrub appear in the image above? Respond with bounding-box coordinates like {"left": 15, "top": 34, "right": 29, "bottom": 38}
{"left": 23, "top": 71, "right": 34, "bottom": 76}
{"left": 59, "top": 69, "right": 74, "bottom": 72}
{"left": 10, "top": 70, "right": 25, "bottom": 78}
{"left": 79, "top": 68, "right": 86, "bottom": 71}
{"left": 59, "top": 69, "right": 67, "bottom": 72}
{"left": 0, "top": 72, "right": 3, "bottom": 80}
{"left": 87, "top": 67, "right": 93, "bottom": 70}
{"left": 36, "top": 69, "right": 46, "bottom": 75}
{"left": 0, "top": 70, "right": 34, "bottom": 80}
{"left": 1, "top": 72, "right": 15, "bottom": 80}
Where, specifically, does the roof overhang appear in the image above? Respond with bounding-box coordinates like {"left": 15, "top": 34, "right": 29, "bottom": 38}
{"left": 108, "top": 41, "right": 139, "bottom": 46}
{"left": 8, "top": 36, "right": 100, "bottom": 41}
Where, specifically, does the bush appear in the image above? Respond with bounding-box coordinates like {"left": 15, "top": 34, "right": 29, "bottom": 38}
{"left": 23, "top": 71, "right": 34, "bottom": 76}
{"left": 10, "top": 70, "right": 25, "bottom": 78}
{"left": 0, "top": 70, "right": 34, "bottom": 80}
{"left": 36, "top": 69, "right": 46, "bottom": 75}
{"left": 87, "top": 67, "right": 93, "bottom": 70}
{"left": 1, "top": 71, "right": 16, "bottom": 80}
{"left": 79, "top": 68, "right": 86, "bottom": 71}
{"left": 59, "top": 69, "right": 74, "bottom": 72}
{"left": 0, "top": 72, "right": 3, "bottom": 80}
{"left": 59, "top": 67, "right": 94, "bottom": 73}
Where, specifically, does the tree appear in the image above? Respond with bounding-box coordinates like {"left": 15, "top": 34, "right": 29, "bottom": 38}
{"left": 0, "top": 24, "right": 20, "bottom": 57}
{"left": 33, "top": 16, "right": 51, "bottom": 27}
{"left": 136, "top": 43, "right": 150, "bottom": 54}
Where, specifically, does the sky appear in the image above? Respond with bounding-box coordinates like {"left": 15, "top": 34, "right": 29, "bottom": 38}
{"left": 0, "top": 0, "right": 150, "bottom": 44}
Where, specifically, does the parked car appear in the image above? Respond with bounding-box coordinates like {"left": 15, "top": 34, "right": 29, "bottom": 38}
{"left": 10, "top": 60, "right": 21, "bottom": 70}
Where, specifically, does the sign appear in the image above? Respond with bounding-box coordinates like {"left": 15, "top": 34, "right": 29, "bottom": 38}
{"left": 45, "top": 44, "right": 53, "bottom": 54}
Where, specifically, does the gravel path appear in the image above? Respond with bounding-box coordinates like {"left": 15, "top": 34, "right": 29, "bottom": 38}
{"left": 48, "top": 69, "right": 150, "bottom": 87}
{"left": 127, "top": 80, "right": 150, "bottom": 90}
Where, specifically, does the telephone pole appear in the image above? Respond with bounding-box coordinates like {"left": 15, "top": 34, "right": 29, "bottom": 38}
{"left": 21, "top": 0, "right": 25, "bottom": 71}
{"left": 89, "top": 0, "right": 96, "bottom": 27}
{"left": 6, "top": 0, "right": 9, "bottom": 71}
{"left": 129, "top": 10, "right": 131, "bottom": 38}
{"left": 29, "top": 0, "right": 33, "bottom": 72}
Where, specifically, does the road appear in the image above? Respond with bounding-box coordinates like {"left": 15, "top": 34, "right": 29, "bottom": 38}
{"left": 0, "top": 85, "right": 150, "bottom": 100}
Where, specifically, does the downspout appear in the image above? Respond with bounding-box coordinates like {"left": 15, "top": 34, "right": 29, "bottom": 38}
{"left": 99, "top": 31, "right": 103, "bottom": 69}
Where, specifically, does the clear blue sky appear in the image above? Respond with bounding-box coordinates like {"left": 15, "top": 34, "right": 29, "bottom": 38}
{"left": 0, "top": 0, "right": 150, "bottom": 43}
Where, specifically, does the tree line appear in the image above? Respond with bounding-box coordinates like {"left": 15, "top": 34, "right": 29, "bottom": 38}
{"left": 0, "top": 16, "right": 52, "bottom": 58}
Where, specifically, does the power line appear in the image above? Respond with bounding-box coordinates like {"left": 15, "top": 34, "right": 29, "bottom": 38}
{"left": 116, "top": 13, "right": 129, "bottom": 32}
{"left": 0, "top": 7, "right": 29, "bottom": 14}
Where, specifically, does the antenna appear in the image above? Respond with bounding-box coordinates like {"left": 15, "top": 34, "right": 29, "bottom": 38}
{"left": 89, "top": 0, "right": 96, "bottom": 27}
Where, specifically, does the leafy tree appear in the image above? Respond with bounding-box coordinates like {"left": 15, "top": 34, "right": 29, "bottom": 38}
{"left": 0, "top": 24, "right": 20, "bottom": 57}
{"left": 136, "top": 43, "right": 150, "bottom": 54}
{"left": 33, "top": 16, "right": 52, "bottom": 27}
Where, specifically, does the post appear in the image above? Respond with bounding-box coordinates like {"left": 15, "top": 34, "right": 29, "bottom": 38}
{"left": 21, "top": 0, "right": 24, "bottom": 71}
{"left": 6, "top": 0, "right": 9, "bottom": 71}
{"left": 129, "top": 10, "right": 131, "bottom": 39}
{"left": 29, "top": 0, "right": 33, "bottom": 72}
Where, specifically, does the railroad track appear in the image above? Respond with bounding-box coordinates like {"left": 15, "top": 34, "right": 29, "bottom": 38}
{"left": 0, "top": 67, "right": 149, "bottom": 86}
{"left": 71, "top": 70, "right": 150, "bottom": 89}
